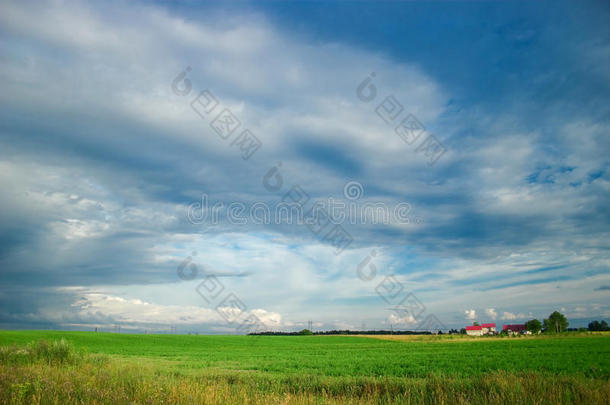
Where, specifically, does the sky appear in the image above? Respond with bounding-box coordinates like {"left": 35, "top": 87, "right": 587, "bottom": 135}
{"left": 0, "top": 0, "right": 609, "bottom": 333}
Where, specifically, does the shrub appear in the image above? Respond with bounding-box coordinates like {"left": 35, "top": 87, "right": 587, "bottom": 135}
{"left": 0, "top": 339, "right": 81, "bottom": 366}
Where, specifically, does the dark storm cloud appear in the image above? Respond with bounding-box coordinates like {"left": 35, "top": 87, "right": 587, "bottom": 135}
{"left": 0, "top": 0, "right": 608, "bottom": 330}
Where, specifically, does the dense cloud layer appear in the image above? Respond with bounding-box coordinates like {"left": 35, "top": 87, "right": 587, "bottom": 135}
{"left": 0, "top": 0, "right": 608, "bottom": 332}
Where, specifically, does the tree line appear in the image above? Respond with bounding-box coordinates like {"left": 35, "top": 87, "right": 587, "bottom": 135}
{"left": 250, "top": 312, "right": 608, "bottom": 336}
{"left": 453, "top": 311, "right": 609, "bottom": 334}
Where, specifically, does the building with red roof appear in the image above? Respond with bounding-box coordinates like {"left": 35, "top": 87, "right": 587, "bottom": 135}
{"left": 465, "top": 323, "right": 497, "bottom": 336}
{"left": 502, "top": 324, "right": 528, "bottom": 334}
{"left": 481, "top": 323, "right": 496, "bottom": 334}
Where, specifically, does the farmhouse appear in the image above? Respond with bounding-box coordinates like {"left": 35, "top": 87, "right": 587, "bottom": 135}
{"left": 502, "top": 324, "right": 529, "bottom": 335}
{"left": 465, "top": 323, "right": 496, "bottom": 336}
{"left": 465, "top": 323, "right": 532, "bottom": 336}
{"left": 481, "top": 323, "right": 496, "bottom": 334}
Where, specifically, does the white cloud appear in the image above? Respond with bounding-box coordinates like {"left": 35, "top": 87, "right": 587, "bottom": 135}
{"left": 250, "top": 309, "right": 282, "bottom": 327}
{"left": 484, "top": 308, "right": 498, "bottom": 320}
{"left": 501, "top": 311, "right": 530, "bottom": 321}
{"left": 388, "top": 313, "right": 417, "bottom": 326}
{"left": 68, "top": 290, "right": 285, "bottom": 330}
{"left": 501, "top": 312, "right": 517, "bottom": 320}
{"left": 464, "top": 309, "right": 476, "bottom": 320}
{"left": 73, "top": 292, "right": 218, "bottom": 325}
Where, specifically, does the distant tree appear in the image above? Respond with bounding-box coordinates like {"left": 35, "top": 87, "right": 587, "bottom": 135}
{"left": 588, "top": 320, "right": 609, "bottom": 331}
{"left": 298, "top": 329, "right": 313, "bottom": 335}
{"left": 448, "top": 329, "right": 459, "bottom": 335}
{"left": 459, "top": 328, "right": 467, "bottom": 335}
{"left": 588, "top": 321, "right": 601, "bottom": 331}
{"left": 543, "top": 311, "right": 569, "bottom": 333}
{"left": 473, "top": 322, "right": 480, "bottom": 326}
{"left": 525, "top": 319, "right": 542, "bottom": 334}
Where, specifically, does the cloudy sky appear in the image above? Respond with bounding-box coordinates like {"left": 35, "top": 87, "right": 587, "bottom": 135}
{"left": 0, "top": 0, "right": 608, "bottom": 333}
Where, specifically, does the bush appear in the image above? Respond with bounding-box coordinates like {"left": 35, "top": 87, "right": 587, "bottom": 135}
{"left": 0, "top": 339, "right": 81, "bottom": 366}
{"left": 33, "top": 338, "right": 77, "bottom": 364}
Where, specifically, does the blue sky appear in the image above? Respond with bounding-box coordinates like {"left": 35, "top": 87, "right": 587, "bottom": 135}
{"left": 0, "top": 0, "right": 608, "bottom": 332}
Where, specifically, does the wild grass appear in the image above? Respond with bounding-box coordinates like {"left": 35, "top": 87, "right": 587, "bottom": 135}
{"left": 0, "top": 338, "right": 82, "bottom": 366}
{"left": 0, "top": 332, "right": 608, "bottom": 404}
{"left": 1, "top": 360, "right": 608, "bottom": 404}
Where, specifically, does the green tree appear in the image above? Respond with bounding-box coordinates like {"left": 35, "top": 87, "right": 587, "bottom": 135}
{"left": 588, "top": 320, "right": 609, "bottom": 331}
{"left": 473, "top": 322, "right": 480, "bottom": 326}
{"left": 543, "top": 311, "right": 568, "bottom": 333}
{"left": 525, "top": 319, "right": 542, "bottom": 334}
{"left": 298, "top": 329, "right": 313, "bottom": 335}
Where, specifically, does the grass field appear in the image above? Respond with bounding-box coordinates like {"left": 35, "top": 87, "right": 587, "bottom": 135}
{"left": 1, "top": 331, "right": 609, "bottom": 404}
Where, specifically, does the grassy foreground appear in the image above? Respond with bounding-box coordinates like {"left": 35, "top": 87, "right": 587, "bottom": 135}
{"left": 0, "top": 331, "right": 609, "bottom": 404}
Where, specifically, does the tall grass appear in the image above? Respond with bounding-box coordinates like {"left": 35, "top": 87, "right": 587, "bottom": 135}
{"left": 0, "top": 360, "right": 608, "bottom": 404}
{"left": 0, "top": 339, "right": 82, "bottom": 366}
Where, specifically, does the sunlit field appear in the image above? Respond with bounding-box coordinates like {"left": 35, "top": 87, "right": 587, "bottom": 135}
{"left": 1, "top": 331, "right": 609, "bottom": 404}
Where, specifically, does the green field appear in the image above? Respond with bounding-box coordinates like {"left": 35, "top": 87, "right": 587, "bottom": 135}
{"left": 1, "top": 331, "right": 609, "bottom": 404}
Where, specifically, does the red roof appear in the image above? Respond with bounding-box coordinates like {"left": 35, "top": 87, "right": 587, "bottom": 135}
{"left": 502, "top": 324, "right": 526, "bottom": 331}
{"left": 466, "top": 325, "right": 482, "bottom": 331}
{"left": 481, "top": 323, "right": 496, "bottom": 328}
